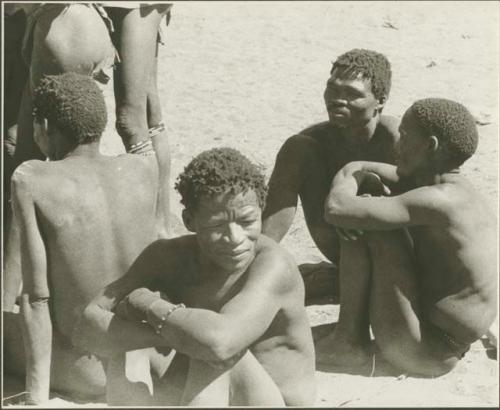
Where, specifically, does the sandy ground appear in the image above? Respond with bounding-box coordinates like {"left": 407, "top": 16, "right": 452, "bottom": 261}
{"left": 3, "top": 1, "right": 499, "bottom": 407}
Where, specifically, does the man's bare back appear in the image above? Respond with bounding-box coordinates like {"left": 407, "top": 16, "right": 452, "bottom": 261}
{"left": 5, "top": 153, "right": 158, "bottom": 398}
{"left": 19, "top": 154, "right": 158, "bottom": 333}
{"left": 409, "top": 175, "right": 497, "bottom": 342}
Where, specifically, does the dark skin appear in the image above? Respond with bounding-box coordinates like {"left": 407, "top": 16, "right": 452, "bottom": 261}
{"left": 262, "top": 67, "right": 399, "bottom": 266}
{"left": 321, "top": 108, "right": 498, "bottom": 375}
{"left": 74, "top": 190, "right": 316, "bottom": 406}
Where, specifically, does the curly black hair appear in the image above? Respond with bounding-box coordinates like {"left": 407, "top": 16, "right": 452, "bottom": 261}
{"left": 175, "top": 147, "right": 268, "bottom": 210}
{"left": 33, "top": 73, "right": 107, "bottom": 144}
{"left": 331, "top": 49, "right": 392, "bottom": 100}
{"left": 410, "top": 98, "right": 478, "bottom": 169}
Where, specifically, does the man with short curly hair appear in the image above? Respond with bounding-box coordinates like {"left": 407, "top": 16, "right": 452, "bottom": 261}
{"left": 262, "top": 49, "right": 400, "bottom": 302}
{"left": 74, "top": 147, "right": 316, "bottom": 406}
{"left": 3, "top": 72, "right": 160, "bottom": 404}
{"left": 323, "top": 98, "right": 497, "bottom": 376}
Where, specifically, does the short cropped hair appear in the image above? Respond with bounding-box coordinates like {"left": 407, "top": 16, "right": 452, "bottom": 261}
{"left": 33, "top": 73, "right": 107, "bottom": 144}
{"left": 410, "top": 98, "right": 478, "bottom": 168}
{"left": 331, "top": 49, "right": 392, "bottom": 100}
{"left": 175, "top": 147, "right": 268, "bottom": 211}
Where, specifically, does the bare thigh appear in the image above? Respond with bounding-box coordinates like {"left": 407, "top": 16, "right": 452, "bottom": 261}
{"left": 366, "top": 230, "right": 461, "bottom": 376}
{"left": 14, "top": 4, "right": 115, "bottom": 169}
{"left": 30, "top": 4, "right": 115, "bottom": 87}
{"left": 229, "top": 351, "right": 285, "bottom": 406}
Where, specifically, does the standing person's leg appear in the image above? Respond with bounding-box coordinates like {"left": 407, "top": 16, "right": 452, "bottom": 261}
{"left": 109, "top": 5, "right": 171, "bottom": 236}
{"left": 315, "top": 237, "right": 372, "bottom": 366}
{"left": 147, "top": 45, "right": 171, "bottom": 238}
{"left": 366, "top": 230, "right": 461, "bottom": 376}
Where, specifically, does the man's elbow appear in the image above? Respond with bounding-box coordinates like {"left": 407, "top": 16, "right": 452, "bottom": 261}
{"left": 324, "top": 197, "right": 344, "bottom": 225}
{"left": 204, "top": 327, "right": 242, "bottom": 364}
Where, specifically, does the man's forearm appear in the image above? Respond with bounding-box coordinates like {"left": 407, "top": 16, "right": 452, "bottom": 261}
{"left": 72, "top": 304, "right": 168, "bottom": 357}
{"left": 20, "top": 295, "right": 52, "bottom": 404}
{"left": 147, "top": 300, "right": 247, "bottom": 363}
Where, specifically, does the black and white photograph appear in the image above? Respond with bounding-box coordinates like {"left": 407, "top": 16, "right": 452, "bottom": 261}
{"left": 2, "top": 1, "right": 499, "bottom": 407}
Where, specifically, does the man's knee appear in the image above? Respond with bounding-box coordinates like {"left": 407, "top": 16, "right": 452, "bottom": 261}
{"left": 115, "top": 103, "right": 147, "bottom": 143}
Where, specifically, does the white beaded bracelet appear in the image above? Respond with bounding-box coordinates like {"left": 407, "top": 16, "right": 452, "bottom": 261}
{"left": 152, "top": 303, "right": 186, "bottom": 335}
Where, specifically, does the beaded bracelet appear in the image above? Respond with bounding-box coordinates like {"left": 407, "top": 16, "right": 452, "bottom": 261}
{"left": 128, "top": 138, "right": 153, "bottom": 154}
{"left": 151, "top": 303, "right": 186, "bottom": 335}
{"left": 148, "top": 122, "right": 166, "bottom": 138}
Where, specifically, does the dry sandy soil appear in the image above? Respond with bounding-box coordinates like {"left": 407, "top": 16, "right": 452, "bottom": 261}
{"left": 3, "top": 1, "right": 499, "bottom": 407}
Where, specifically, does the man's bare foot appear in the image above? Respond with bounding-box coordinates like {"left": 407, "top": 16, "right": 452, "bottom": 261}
{"left": 315, "top": 331, "right": 371, "bottom": 368}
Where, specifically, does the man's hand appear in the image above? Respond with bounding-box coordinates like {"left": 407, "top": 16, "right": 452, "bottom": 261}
{"left": 336, "top": 227, "right": 364, "bottom": 241}
{"left": 114, "top": 288, "right": 162, "bottom": 322}
{"left": 358, "top": 172, "right": 391, "bottom": 197}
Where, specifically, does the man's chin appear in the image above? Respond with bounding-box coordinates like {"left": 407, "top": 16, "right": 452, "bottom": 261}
{"left": 328, "top": 116, "right": 349, "bottom": 128}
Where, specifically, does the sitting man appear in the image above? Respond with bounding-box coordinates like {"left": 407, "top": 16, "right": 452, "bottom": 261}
{"left": 4, "top": 73, "right": 160, "bottom": 404}
{"left": 323, "top": 98, "right": 497, "bottom": 375}
{"left": 262, "top": 49, "right": 400, "bottom": 298}
{"left": 72, "top": 148, "right": 316, "bottom": 406}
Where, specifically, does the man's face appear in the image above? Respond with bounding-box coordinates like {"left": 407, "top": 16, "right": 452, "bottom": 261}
{"left": 396, "top": 109, "right": 431, "bottom": 178}
{"left": 324, "top": 68, "right": 384, "bottom": 128}
{"left": 187, "top": 189, "right": 262, "bottom": 273}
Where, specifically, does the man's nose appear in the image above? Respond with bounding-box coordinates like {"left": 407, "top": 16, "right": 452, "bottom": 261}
{"left": 224, "top": 222, "right": 245, "bottom": 245}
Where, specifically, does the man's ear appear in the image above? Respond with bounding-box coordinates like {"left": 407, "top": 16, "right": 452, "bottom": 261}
{"left": 376, "top": 96, "right": 387, "bottom": 113}
{"left": 182, "top": 209, "right": 196, "bottom": 232}
{"left": 428, "top": 135, "right": 439, "bottom": 152}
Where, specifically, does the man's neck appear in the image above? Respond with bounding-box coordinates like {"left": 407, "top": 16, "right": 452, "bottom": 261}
{"left": 414, "top": 168, "right": 461, "bottom": 187}
{"left": 340, "top": 117, "right": 379, "bottom": 143}
{"left": 61, "top": 142, "right": 102, "bottom": 160}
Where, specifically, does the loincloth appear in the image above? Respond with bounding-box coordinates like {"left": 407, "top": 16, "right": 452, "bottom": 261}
{"left": 21, "top": 3, "right": 117, "bottom": 84}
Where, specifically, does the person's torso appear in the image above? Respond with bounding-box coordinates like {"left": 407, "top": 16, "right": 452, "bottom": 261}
{"left": 409, "top": 180, "right": 497, "bottom": 341}
{"left": 33, "top": 155, "right": 158, "bottom": 334}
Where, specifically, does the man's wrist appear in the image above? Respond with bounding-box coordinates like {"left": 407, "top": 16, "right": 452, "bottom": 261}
{"left": 146, "top": 300, "right": 186, "bottom": 334}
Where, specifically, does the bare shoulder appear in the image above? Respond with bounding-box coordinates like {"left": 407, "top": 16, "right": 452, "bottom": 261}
{"left": 377, "top": 115, "right": 400, "bottom": 141}
{"left": 113, "top": 153, "right": 158, "bottom": 176}
{"left": 253, "top": 235, "right": 302, "bottom": 292}
{"left": 279, "top": 121, "right": 333, "bottom": 158}
{"left": 299, "top": 121, "right": 332, "bottom": 138}
{"left": 11, "top": 160, "right": 51, "bottom": 198}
